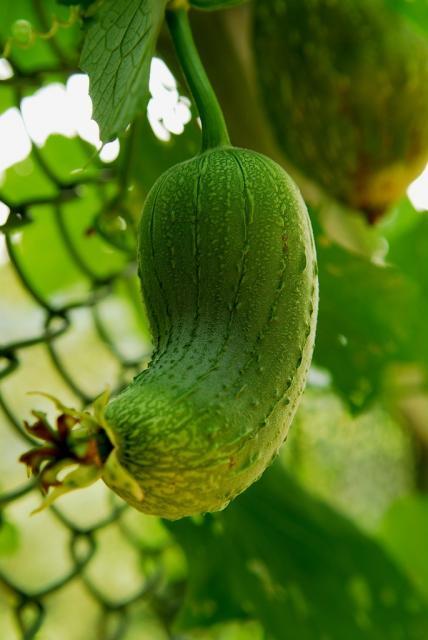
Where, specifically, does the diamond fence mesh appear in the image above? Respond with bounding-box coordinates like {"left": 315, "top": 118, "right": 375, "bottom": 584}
{"left": 0, "top": 17, "right": 187, "bottom": 638}
{"left": 2, "top": 4, "right": 428, "bottom": 639}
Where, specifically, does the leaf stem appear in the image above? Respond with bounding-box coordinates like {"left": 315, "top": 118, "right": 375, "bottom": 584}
{"left": 166, "top": 7, "right": 230, "bottom": 151}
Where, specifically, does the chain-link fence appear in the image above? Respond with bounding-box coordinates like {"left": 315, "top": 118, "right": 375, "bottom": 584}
{"left": 0, "top": 11, "right": 189, "bottom": 636}
{"left": 2, "top": 3, "right": 428, "bottom": 639}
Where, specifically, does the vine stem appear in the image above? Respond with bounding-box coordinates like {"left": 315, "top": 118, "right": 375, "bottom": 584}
{"left": 166, "top": 7, "right": 230, "bottom": 151}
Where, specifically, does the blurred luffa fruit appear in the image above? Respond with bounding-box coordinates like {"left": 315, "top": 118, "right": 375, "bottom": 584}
{"left": 253, "top": 0, "right": 428, "bottom": 222}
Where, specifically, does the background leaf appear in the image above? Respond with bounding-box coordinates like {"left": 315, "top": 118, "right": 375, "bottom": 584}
{"left": 189, "top": 0, "right": 249, "bottom": 10}
{"left": 313, "top": 225, "right": 423, "bottom": 411}
{"left": 378, "top": 495, "right": 428, "bottom": 601}
{"left": 0, "top": 0, "right": 79, "bottom": 71}
{"left": 384, "top": 0, "right": 428, "bottom": 37}
{"left": 0, "top": 518, "right": 19, "bottom": 556}
{"left": 169, "top": 463, "right": 428, "bottom": 639}
{"left": 130, "top": 114, "right": 200, "bottom": 198}
{"left": 80, "top": 0, "right": 167, "bottom": 142}
{"left": 57, "top": 0, "right": 97, "bottom": 7}
{"left": 2, "top": 2, "right": 428, "bottom": 639}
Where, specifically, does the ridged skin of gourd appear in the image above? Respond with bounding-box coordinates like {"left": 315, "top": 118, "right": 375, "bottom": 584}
{"left": 103, "top": 147, "right": 318, "bottom": 519}
{"left": 253, "top": 0, "right": 428, "bottom": 218}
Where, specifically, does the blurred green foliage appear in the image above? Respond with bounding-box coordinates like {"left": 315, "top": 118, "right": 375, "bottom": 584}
{"left": 170, "top": 465, "right": 428, "bottom": 639}
{"left": 1, "top": 1, "right": 428, "bottom": 639}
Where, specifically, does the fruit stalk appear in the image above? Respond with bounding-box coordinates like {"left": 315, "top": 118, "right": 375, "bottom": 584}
{"left": 166, "top": 7, "right": 230, "bottom": 150}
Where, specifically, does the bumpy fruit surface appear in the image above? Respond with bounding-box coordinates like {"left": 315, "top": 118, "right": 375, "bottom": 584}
{"left": 103, "top": 147, "right": 318, "bottom": 519}
{"left": 253, "top": 0, "right": 428, "bottom": 220}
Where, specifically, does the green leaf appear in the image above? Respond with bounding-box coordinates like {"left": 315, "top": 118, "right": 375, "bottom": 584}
{"left": 387, "top": 212, "right": 428, "bottom": 298}
{"left": 309, "top": 200, "right": 428, "bottom": 411}
{"left": 130, "top": 114, "right": 200, "bottom": 197}
{"left": 0, "top": 86, "right": 15, "bottom": 114}
{"left": 57, "top": 0, "right": 97, "bottom": 7}
{"left": 9, "top": 203, "right": 91, "bottom": 303}
{"left": 378, "top": 495, "right": 428, "bottom": 602}
{"left": 0, "top": 518, "right": 20, "bottom": 556}
{"left": 314, "top": 230, "right": 422, "bottom": 411}
{"left": 189, "top": 0, "right": 249, "bottom": 10}
{"left": 0, "top": 0, "right": 80, "bottom": 71}
{"left": 80, "top": 0, "right": 168, "bottom": 142}
{"left": 59, "top": 184, "right": 129, "bottom": 279}
{"left": 384, "top": 0, "right": 428, "bottom": 38}
{"left": 386, "top": 210, "right": 428, "bottom": 366}
{"left": 0, "top": 154, "right": 59, "bottom": 204}
{"left": 185, "top": 620, "right": 264, "bottom": 639}
{"left": 283, "top": 389, "right": 414, "bottom": 532}
{"left": 38, "top": 134, "right": 100, "bottom": 184}
{"left": 168, "top": 464, "right": 428, "bottom": 639}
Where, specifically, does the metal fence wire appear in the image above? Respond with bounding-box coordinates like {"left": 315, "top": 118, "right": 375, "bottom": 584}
{"left": 0, "top": 14, "right": 187, "bottom": 639}
{"left": 4, "top": 5, "right": 427, "bottom": 640}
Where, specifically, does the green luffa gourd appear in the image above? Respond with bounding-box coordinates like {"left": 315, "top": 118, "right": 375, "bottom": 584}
{"left": 21, "top": 6, "right": 318, "bottom": 520}
{"left": 103, "top": 146, "right": 318, "bottom": 518}
{"left": 253, "top": 0, "right": 428, "bottom": 221}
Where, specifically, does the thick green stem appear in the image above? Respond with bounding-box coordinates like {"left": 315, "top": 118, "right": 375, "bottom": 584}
{"left": 166, "top": 7, "right": 230, "bottom": 151}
